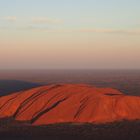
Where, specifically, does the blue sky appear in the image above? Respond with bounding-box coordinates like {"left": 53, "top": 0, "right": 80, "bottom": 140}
{"left": 0, "top": 0, "right": 140, "bottom": 29}
{"left": 0, "top": 0, "right": 140, "bottom": 69}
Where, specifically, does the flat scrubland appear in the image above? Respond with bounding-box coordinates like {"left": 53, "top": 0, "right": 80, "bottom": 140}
{"left": 0, "top": 118, "right": 140, "bottom": 140}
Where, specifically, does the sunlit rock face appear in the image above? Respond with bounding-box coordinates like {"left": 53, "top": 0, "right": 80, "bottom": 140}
{"left": 0, "top": 84, "right": 140, "bottom": 125}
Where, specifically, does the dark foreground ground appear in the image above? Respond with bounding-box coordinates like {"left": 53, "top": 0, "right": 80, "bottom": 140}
{"left": 0, "top": 118, "right": 140, "bottom": 140}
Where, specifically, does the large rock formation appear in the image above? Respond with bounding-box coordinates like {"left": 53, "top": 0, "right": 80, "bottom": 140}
{"left": 0, "top": 84, "right": 140, "bottom": 125}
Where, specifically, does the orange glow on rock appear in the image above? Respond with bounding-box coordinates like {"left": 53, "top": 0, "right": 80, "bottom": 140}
{"left": 0, "top": 84, "right": 140, "bottom": 125}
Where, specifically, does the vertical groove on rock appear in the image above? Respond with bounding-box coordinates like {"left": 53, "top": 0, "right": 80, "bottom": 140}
{"left": 0, "top": 91, "right": 24, "bottom": 111}
{"left": 74, "top": 96, "right": 90, "bottom": 119}
{"left": 31, "top": 97, "right": 68, "bottom": 124}
{"left": 13, "top": 89, "right": 48, "bottom": 118}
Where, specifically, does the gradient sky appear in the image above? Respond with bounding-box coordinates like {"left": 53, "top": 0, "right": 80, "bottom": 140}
{"left": 0, "top": 0, "right": 140, "bottom": 69}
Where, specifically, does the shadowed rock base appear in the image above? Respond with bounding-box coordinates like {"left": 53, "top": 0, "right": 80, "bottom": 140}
{"left": 0, "top": 118, "right": 140, "bottom": 140}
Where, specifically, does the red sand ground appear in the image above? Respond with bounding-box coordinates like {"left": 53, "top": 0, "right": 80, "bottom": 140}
{"left": 0, "top": 84, "right": 140, "bottom": 125}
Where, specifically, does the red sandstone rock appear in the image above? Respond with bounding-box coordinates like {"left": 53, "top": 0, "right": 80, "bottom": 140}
{"left": 0, "top": 84, "right": 140, "bottom": 125}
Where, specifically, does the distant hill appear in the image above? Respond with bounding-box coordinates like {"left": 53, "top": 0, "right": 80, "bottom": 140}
{"left": 0, "top": 80, "right": 41, "bottom": 96}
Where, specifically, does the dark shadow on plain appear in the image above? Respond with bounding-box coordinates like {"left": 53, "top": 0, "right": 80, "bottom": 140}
{"left": 0, "top": 80, "right": 42, "bottom": 96}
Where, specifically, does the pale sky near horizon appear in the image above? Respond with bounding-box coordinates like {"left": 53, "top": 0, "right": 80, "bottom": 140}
{"left": 0, "top": 0, "right": 140, "bottom": 69}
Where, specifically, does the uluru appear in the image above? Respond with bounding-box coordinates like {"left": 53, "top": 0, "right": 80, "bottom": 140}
{"left": 0, "top": 84, "right": 140, "bottom": 126}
